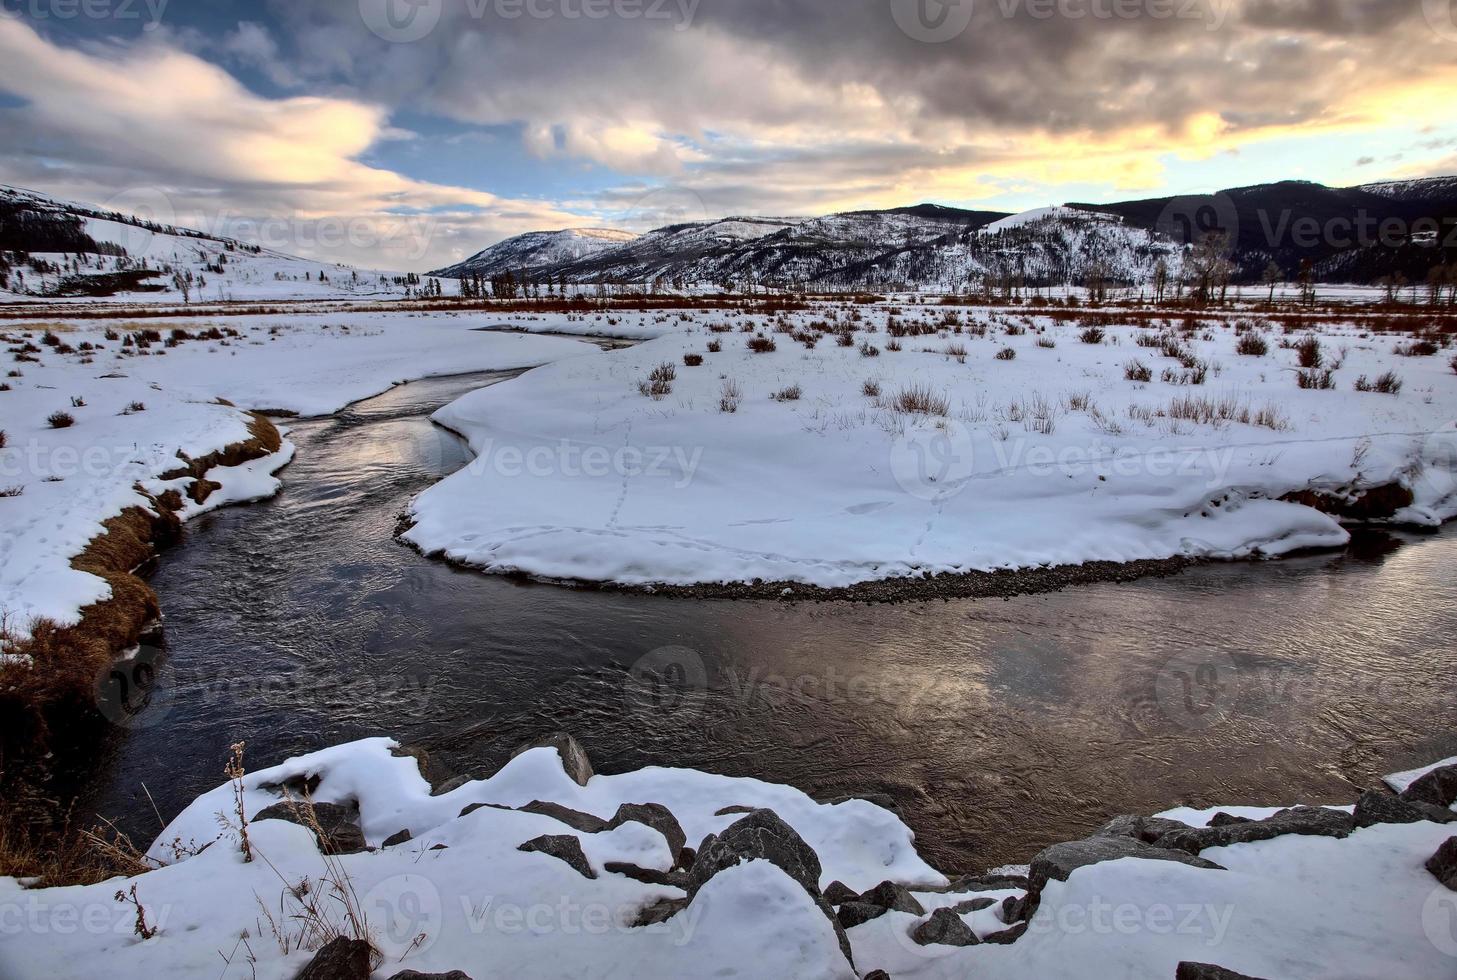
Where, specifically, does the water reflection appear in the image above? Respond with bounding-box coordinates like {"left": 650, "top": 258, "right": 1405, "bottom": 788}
{"left": 67, "top": 369, "right": 1457, "bottom": 874}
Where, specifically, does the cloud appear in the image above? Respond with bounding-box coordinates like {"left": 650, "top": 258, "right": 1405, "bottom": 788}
{"left": 0, "top": 18, "right": 580, "bottom": 268}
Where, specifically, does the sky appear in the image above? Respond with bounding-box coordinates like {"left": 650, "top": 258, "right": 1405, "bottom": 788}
{"left": 2, "top": 0, "right": 1456, "bottom": 271}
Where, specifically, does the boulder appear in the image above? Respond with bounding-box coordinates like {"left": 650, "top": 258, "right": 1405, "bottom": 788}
{"left": 254, "top": 801, "right": 367, "bottom": 856}
{"left": 603, "top": 863, "right": 690, "bottom": 889}
{"left": 520, "top": 800, "right": 609, "bottom": 833}
{"left": 688, "top": 810, "right": 822, "bottom": 899}
{"left": 511, "top": 734, "right": 594, "bottom": 787}
{"left": 1001, "top": 895, "right": 1028, "bottom": 924}
{"left": 1031, "top": 836, "right": 1225, "bottom": 894}
{"left": 381, "top": 830, "right": 413, "bottom": 848}
{"left": 1354, "top": 789, "right": 1457, "bottom": 829}
{"left": 295, "top": 937, "right": 371, "bottom": 980}
{"left": 823, "top": 881, "right": 859, "bottom": 906}
{"left": 1208, "top": 813, "right": 1254, "bottom": 828}
{"left": 686, "top": 809, "right": 853, "bottom": 967}
{"left": 943, "top": 873, "right": 1030, "bottom": 893}
{"left": 1402, "top": 765, "right": 1457, "bottom": 809}
{"left": 835, "top": 902, "right": 888, "bottom": 930}
{"left": 432, "top": 775, "right": 473, "bottom": 797}
{"left": 459, "top": 802, "right": 510, "bottom": 819}
{"left": 714, "top": 806, "right": 757, "bottom": 817}
{"left": 632, "top": 898, "right": 690, "bottom": 928}
{"left": 1176, "top": 964, "right": 1269, "bottom": 980}
{"left": 951, "top": 897, "right": 997, "bottom": 914}
{"left": 1428, "top": 837, "right": 1457, "bottom": 891}
{"left": 386, "top": 973, "right": 473, "bottom": 980}
{"left": 912, "top": 907, "right": 979, "bottom": 947}
{"left": 1098, "top": 814, "right": 1193, "bottom": 845}
{"left": 1153, "top": 807, "right": 1353, "bottom": 855}
{"left": 518, "top": 835, "right": 597, "bottom": 879}
{"left": 608, "top": 803, "right": 688, "bottom": 859}
{"left": 857, "top": 880, "right": 925, "bottom": 916}
{"left": 981, "top": 921, "right": 1028, "bottom": 945}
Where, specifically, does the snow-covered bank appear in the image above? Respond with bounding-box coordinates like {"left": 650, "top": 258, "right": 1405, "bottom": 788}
{"left": 2, "top": 735, "right": 1453, "bottom": 979}
{"left": 0, "top": 315, "right": 596, "bottom": 635}
{"left": 405, "top": 307, "right": 1457, "bottom": 591}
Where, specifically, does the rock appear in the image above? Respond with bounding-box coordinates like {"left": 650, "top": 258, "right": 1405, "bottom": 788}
{"left": 951, "top": 897, "right": 997, "bottom": 914}
{"left": 863, "top": 973, "right": 891, "bottom": 980}
{"left": 632, "top": 898, "right": 690, "bottom": 928}
{"left": 518, "top": 835, "right": 597, "bottom": 879}
{"left": 604, "top": 863, "right": 690, "bottom": 889}
{"left": 1001, "top": 895, "right": 1028, "bottom": 924}
{"left": 1208, "top": 813, "right": 1254, "bottom": 828}
{"left": 1402, "top": 765, "right": 1457, "bottom": 809}
{"left": 676, "top": 846, "right": 695, "bottom": 870}
{"left": 714, "top": 806, "right": 757, "bottom": 817}
{"left": 944, "top": 873, "right": 1030, "bottom": 893}
{"left": 857, "top": 880, "right": 925, "bottom": 916}
{"left": 912, "top": 907, "right": 979, "bottom": 947}
{"left": 459, "top": 802, "right": 510, "bottom": 819}
{"left": 1354, "top": 789, "right": 1457, "bottom": 829}
{"left": 835, "top": 902, "right": 888, "bottom": 929}
{"left": 254, "top": 801, "right": 367, "bottom": 856}
{"left": 1153, "top": 807, "right": 1353, "bottom": 855}
{"left": 823, "top": 881, "right": 859, "bottom": 906}
{"left": 511, "top": 733, "right": 594, "bottom": 787}
{"left": 823, "top": 792, "right": 902, "bottom": 815}
{"left": 688, "top": 810, "right": 823, "bottom": 899}
{"left": 981, "top": 921, "right": 1029, "bottom": 945}
{"left": 386, "top": 972, "right": 473, "bottom": 980}
{"left": 295, "top": 937, "right": 371, "bottom": 980}
{"left": 1176, "top": 963, "right": 1270, "bottom": 980}
{"left": 1428, "top": 837, "right": 1457, "bottom": 890}
{"left": 686, "top": 809, "right": 852, "bottom": 966}
{"left": 1098, "top": 814, "right": 1193, "bottom": 844}
{"left": 520, "top": 800, "right": 609, "bottom": 833}
{"left": 389, "top": 745, "right": 460, "bottom": 798}
{"left": 1031, "top": 836, "right": 1224, "bottom": 894}
{"left": 432, "top": 775, "right": 472, "bottom": 797}
{"left": 382, "top": 829, "right": 413, "bottom": 848}
{"left": 608, "top": 803, "right": 687, "bottom": 859}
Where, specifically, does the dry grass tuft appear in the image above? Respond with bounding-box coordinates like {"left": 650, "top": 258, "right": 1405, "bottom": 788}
{"left": 891, "top": 384, "right": 950, "bottom": 416}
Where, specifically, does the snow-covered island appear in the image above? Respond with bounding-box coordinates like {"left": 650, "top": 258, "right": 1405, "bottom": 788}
{"left": 403, "top": 305, "right": 1457, "bottom": 593}
{"left": 1, "top": 734, "right": 1453, "bottom": 979}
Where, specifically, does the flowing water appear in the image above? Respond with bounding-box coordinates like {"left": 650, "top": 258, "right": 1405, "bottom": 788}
{"left": 74, "top": 365, "right": 1457, "bottom": 873}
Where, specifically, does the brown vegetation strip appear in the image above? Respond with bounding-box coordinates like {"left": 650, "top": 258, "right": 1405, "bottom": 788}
{"left": 0, "top": 415, "right": 283, "bottom": 799}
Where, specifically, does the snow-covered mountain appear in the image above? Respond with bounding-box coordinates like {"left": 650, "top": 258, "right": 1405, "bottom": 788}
{"left": 433, "top": 227, "right": 638, "bottom": 280}
{"left": 1358, "top": 175, "right": 1457, "bottom": 204}
{"left": 431, "top": 202, "right": 1179, "bottom": 291}
{"left": 0, "top": 184, "right": 422, "bottom": 302}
